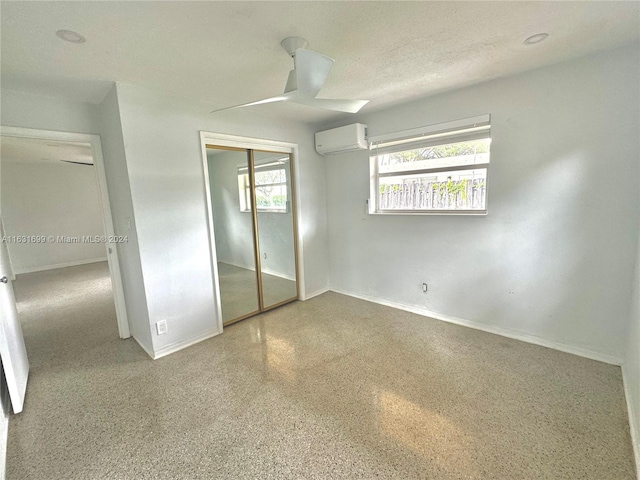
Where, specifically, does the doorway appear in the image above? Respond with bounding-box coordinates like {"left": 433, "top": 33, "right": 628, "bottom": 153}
{"left": 205, "top": 144, "right": 300, "bottom": 326}
{"left": 0, "top": 127, "right": 129, "bottom": 339}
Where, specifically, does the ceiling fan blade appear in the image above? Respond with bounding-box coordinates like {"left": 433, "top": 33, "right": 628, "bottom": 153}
{"left": 210, "top": 93, "right": 293, "bottom": 114}
{"left": 284, "top": 69, "right": 297, "bottom": 94}
{"left": 294, "top": 48, "right": 334, "bottom": 98}
{"left": 60, "top": 160, "right": 93, "bottom": 166}
{"left": 289, "top": 97, "right": 369, "bottom": 114}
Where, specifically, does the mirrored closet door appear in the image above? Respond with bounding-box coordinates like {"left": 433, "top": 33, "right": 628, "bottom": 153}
{"left": 206, "top": 145, "right": 299, "bottom": 326}
{"left": 252, "top": 150, "right": 298, "bottom": 309}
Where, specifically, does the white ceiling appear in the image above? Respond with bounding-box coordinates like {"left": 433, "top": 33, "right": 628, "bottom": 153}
{"left": 0, "top": 136, "right": 93, "bottom": 166}
{"left": 1, "top": 1, "right": 638, "bottom": 124}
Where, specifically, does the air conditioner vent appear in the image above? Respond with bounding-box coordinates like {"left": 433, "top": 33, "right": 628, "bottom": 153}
{"left": 315, "top": 123, "right": 368, "bottom": 156}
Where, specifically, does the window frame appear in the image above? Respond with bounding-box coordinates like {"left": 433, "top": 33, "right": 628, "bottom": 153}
{"left": 238, "top": 161, "right": 290, "bottom": 214}
{"left": 368, "top": 114, "right": 491, "bottom": 216}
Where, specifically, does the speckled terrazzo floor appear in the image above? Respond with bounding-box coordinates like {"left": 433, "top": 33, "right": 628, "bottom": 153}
{"left": 6, "top": 263, "right": 637, "bottom": 479}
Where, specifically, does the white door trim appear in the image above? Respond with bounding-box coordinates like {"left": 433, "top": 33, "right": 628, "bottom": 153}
{"left": 199, "top": 131, "right": 306, "bottom": 334}
{"left": 0, "top": 126, "right": 131, "bottom": 339}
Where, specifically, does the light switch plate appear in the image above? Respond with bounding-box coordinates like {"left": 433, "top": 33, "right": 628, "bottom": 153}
{"left": 156, "top": 320, "right": 168, "bottom": 335}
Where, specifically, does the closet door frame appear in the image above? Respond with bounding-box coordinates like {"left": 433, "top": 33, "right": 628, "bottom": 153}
{"left": 247, "top": 149, "right": 265, "bottom": 312}
{"left": 199, "top": 132, "right": 304, "bottom": 333}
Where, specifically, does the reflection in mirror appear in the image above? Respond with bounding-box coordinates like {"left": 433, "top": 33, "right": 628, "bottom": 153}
{"left": 253, "top": 151, "right": 298, "bottom": 308}
{"left": 207, "top": 147, "right": 260, "bottom": 323}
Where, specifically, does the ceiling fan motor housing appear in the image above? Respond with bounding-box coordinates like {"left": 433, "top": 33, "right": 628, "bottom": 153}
{"left": 280, "top": 36, "right": 309, "bottom": 57}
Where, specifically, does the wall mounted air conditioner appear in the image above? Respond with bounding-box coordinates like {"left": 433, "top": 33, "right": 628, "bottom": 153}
{"left": 315, "top": 123, "right": 368, "bottom": 156}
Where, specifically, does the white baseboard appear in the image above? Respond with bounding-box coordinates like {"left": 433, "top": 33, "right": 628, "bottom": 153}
{"left": 14, "top": 257, "right": 107, "bottom": 275}
{"left": 218, "top": 261, "right": 295, "bottom": 282}
{"left": 303, "top": 287, "right": 330, "bottom": 301}
{"left": 132, "top": 335, "right": 155, "bottom": 360}
{"left": 261, "top": 267, "right": 296, "bottom": 282}
{"left": 218, "top": 260, "right": 255, "bottom": 272}
{"left": 622, "top": 363, "right": 640, "bottom": 479}
{"left": 152, "top": 328, "right": 221, "bottom": 360}
{"left": 329, "top": 287, "right": 623, "bottom": 366}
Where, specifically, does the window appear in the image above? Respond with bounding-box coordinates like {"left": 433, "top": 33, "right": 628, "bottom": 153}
{"left": 369, "top": 115, "right": 491, "bottom": 214}
{"left": 238, "top": 158, "right": 289, "bottom": 213}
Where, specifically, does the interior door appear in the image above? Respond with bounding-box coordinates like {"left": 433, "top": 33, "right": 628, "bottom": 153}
{"left": 0, "top": 217, "right": 29, "bottom": 413}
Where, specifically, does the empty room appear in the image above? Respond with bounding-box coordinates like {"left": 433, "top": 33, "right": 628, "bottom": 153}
{"left": 0, "top": 1, "right": 639, "bottom": 479}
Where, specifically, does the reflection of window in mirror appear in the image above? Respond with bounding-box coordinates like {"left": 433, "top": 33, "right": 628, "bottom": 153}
{"left": 237, "top": 156, "right": 289, "bottom": 213}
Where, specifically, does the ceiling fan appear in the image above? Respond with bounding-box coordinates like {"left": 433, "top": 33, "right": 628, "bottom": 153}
{"left": 59, "top": 160, "right": 93, "bottom": 166}
{"left": 211, "top": 37, "right": 369, "bottom": 114}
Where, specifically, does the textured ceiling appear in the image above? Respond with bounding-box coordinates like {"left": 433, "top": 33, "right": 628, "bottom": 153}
{"left": 1, "top": 1, "right": 639, "bottom": 124}
{"left": 0, "top": 136, "right": 93, "bottom": 166}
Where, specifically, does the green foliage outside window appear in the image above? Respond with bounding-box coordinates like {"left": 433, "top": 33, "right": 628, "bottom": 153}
{"left": 386, "top": 140, "right": 489, "bottom": 164}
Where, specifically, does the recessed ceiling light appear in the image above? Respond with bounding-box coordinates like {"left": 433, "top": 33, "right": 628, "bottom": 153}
{"left": 523, "top": 33, "right": 549, "bottom": 45}
{"left": 56, "top": 30, "right": 86, "bottom": 44}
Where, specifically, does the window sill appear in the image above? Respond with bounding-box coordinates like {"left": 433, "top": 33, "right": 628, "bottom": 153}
{"left": 241, "top": 209, "right": 289, "bottom": 214}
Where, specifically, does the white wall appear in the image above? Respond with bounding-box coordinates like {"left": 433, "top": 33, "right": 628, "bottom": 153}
{"left": 625, "top": 211, "right": 640, "bottom": 476}
{"left": 0, "top": 87, "right": 152, "bottom": 352}
{"left": 114, "top": 83, "right": 329, "bottom": 357}
{"left": 96, "top": 86, "right": 152, "bottom": 351}
{"left": 207, "top": 150, "right": 296, "bottom": 279}
{"left": 1, "top": 161, "right": 105, "bottom": 273}
{"left": 0, "top": 84, "right": 331, "bottom": 358}
{"left": 1, "top": 89, "right": 101, "bottom": 135}
{"left": 321, "top": 43, "right": 640, "bottom": 362}
{"left": 1, "top": 89, "right": 105, "bottom": 273}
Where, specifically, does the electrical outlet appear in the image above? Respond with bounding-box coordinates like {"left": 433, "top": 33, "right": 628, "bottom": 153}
{"left": 156, "top": 320, "right": 168, "bottom": 335}
{"left": 422, "top": 283, "right": 428, "bottom": 293}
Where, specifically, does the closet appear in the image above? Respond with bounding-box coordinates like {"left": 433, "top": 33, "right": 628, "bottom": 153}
{"left": 205, "top": 145, "right": 299, "bottom": 325}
